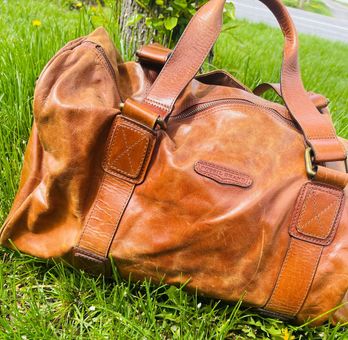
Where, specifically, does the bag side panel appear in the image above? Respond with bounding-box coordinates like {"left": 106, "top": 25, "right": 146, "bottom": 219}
{"left": 1, "top": 40, "right": 120, "bottom": 258}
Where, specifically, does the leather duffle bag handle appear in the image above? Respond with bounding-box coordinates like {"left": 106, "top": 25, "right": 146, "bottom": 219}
{"left": 122, "top": 0, "right": 347, "bottom": 167}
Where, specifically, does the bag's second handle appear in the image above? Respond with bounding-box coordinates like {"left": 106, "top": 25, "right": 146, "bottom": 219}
{"left": 129, "top": 0, "right": 346, "bottom": 163}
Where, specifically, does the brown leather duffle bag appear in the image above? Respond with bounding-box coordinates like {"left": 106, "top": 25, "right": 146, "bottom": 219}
{"left": 2, "top": 0, "right": 348, "bottom": 325}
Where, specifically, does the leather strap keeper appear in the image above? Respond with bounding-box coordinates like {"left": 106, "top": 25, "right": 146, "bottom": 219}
{"left": 136, "top": 43, "right": 171, "bottom": 65}
{"left": 314, "top": 166, "right": 348, "bottom": 189}
{"left": 122, "top": 99, "right": 160, "bottom": 130}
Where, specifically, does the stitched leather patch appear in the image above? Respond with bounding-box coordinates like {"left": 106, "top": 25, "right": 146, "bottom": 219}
{"left": 194, "top": 160, "right": 252, "bottom": 187}
{"left": 103, "top": 115, "right": 156, "bottom": 184}
{"left": 289, "top": 182, "right": 344, "bottom": 246}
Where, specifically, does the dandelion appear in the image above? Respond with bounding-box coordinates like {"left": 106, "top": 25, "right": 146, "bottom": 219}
{"left": 75, "top": 2, "right": 83, "bottom": 9}
{"left": 32, "top": 19, "right": 41, "bottom": 27}
{"left": 282, "top": 328, "right": 295, "bottom": 340}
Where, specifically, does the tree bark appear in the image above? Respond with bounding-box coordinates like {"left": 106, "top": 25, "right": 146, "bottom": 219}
{"left": 118, "top": 0, "right": 154, "bottom": 59}
{"left": 298, "top": 0, "right": 310, "bottom": 8}
{"left": 118, "top": 0, "right": 213, "bottom": 64}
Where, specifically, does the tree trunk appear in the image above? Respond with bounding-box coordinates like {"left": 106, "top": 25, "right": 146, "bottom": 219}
{"left": 118, "top": 0, "right": 154, "bottom": 59}
{"left": 298, "top": 0, "right": 310, "bottom": 8}
{"left": 118, "top": 0, "right": 213, "bottom": 65}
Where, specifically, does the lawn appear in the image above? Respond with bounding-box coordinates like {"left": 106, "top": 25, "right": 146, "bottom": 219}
{"left": 0, "top": 0, "right": 348, "bottom": 338}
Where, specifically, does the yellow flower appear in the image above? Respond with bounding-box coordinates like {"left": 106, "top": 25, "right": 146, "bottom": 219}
{"left": 75, "top": 2, "right": 83, "bottom": 8}
{"left": 282, "top": 328, "right": 295, "bottom": 340}
{"left": 32, "top": 19, "right": 42, "bottom": 27}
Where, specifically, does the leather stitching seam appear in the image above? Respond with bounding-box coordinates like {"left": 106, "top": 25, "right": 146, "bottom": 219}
{"left": 196, "top": 161, "right": 251, "bottom": 183}
{"left": 266, "top": 240, "right": 322, "bottom": 316}
{"left": 91, "top": 47, "right": 117, "bottom": 84}
{"left": 77, "top": 170, "right": 107, "bottom": 256}
{"left": 194, "top": 160, "right": 252, "bottom": 186}
{"left": 145, "top": 15, "right": 218, "bottom": 114}
{"left": 266, "top": 239, "right": 296, "bottom": 314}
{"left": 143, "top": 10, "right": 207, "bottom": 111}
{"left": 75, "top": 247, "right": 107, "bottom": 263}
{"left": 290, "top": 183, "right": 343, "bottom": 245}
{"left": 145, "top": 98, "right": 170, "bottom": 111}
{"left": 291, "top": 245, "right": 322, "bottom": 315}
{"left": 104, "top": 183, "right": 134, "bottom": 257}
{"left": 297, "top": 193, "right": 339, "bottom": 239}
{"left": 120, "top": 126, "right": 135, "bottom": 174}
{"left": 114, "top": 125, "right": 148, "bottom": 176}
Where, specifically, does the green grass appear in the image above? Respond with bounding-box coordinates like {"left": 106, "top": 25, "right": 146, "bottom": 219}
{"left": 283, "top": 0, "right": 332, "bottom": 16}
{"left": 1, "top": 0, "right": 348, "bottom": 338}
{"left": 215, "top": 21, "right": 348, "bottom": 138}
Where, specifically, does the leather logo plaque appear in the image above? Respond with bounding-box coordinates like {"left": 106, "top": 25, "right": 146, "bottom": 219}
{"left": 103, "top": 115, "right": 156, "bottom": 183}
{"left": 194, "top": 160, "right": 253, "bottom": 187}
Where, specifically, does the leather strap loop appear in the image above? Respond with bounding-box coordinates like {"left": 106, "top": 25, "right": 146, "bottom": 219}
{"left": 132, "top": 0, "right": 345, "bottom": 163}
{"left": 136, "top": 43, "right": 171, "bottom": 65}
{"left": 314, "top": 166, "right": 348, "bottom": 189}
{"left": 254, "top": 83, "right": 330, "bottom": 111}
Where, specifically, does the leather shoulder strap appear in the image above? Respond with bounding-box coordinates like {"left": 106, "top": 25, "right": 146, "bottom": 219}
{"left": 144, "top": 0, "right": 225, "bottom": 113}
{"left": 254, "top": 83, "right": 330, "bottom": 111}
{"left": 127, "top": 0, "right": 346, "bottom": 163}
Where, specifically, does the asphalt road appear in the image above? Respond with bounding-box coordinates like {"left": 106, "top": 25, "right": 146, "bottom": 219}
{"left": 232, "top": 0, "right": 348, "bottom": 43}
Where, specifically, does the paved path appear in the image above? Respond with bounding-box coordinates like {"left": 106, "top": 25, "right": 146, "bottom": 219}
{"left": 325, "top": 0, "right": 348, "bottom": 20}
{"left": 232, "top": 0, "right": 348, "bottom": 43}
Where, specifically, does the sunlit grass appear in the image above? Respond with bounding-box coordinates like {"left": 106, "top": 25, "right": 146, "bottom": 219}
{"left": 215, "top": 21, "right": 348, "bottom": 138}
{"left": 1, "top": 0, "right": 348, "bottom": 338}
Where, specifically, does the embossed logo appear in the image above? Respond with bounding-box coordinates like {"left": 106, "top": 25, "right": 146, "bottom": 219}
{"left": 194, "top": 160, "right": 253, "bottom": 187}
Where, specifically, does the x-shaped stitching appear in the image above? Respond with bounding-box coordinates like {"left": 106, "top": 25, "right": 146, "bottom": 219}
{"left": 299, "top": 191, "right": 337, "bottom": 233}
{"left": 114, "top": 127, "right": 147, "bottom": 175}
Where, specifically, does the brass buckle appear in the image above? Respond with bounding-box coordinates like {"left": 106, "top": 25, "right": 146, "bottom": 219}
{"left": 155, "top": 117, "right": 167, "bottom": 130}
{"left": 305, "top": 147, "right": 317, "bottom": 178}
{"left": 305, "top": 148, "right": 348, "bottom": 177}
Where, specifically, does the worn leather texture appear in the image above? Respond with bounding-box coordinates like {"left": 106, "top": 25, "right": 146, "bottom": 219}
{"left": 1, "top": 0, "right": 348, "bottom": 326}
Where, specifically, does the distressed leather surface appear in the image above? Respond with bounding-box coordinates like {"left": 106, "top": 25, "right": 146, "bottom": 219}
{"left": 143, "top": 0, "right": 346, "bottom": 163}
{"left": 1, "top": 0, "right": 348, "bottom": 326}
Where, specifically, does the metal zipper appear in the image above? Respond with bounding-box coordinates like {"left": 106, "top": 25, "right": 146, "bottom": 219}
{"left": 171, "top": 98, "right": 296, "bottom": 129}
{"left": 95, "top": 45, "right": 117, "bottom": 83}
{"left": 85, "top": 40, "right": 116, "bottom": 83}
